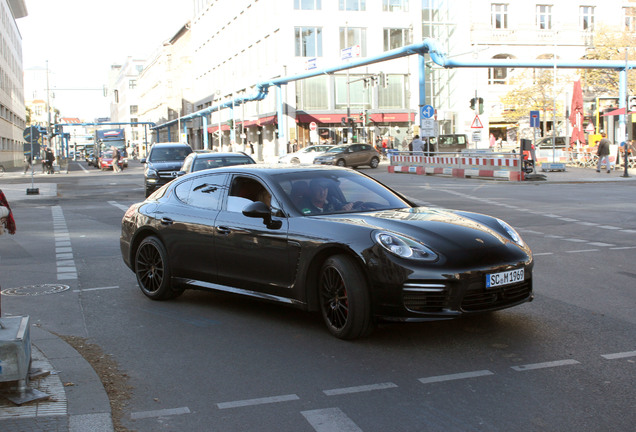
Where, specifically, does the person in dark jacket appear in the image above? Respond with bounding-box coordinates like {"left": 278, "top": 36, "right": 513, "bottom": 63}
{"left": 596, "top": 133, "right": 611, "bottom": 173}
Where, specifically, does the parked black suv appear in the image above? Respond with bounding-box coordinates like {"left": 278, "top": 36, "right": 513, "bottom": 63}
{"left": 141, "top": 142, "right": 193, "bottom": 197}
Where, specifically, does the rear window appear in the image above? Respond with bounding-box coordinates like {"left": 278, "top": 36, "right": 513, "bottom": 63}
{"left": 149, "top": 146, "right": 192, "bottom": 162}
{"left": 192, "top": 155, "right": 255, "bottom": 171}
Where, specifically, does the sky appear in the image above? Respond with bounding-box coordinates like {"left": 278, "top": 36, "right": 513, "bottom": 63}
{"left": 18, "top": 0, "right": 193, "bottom": 120}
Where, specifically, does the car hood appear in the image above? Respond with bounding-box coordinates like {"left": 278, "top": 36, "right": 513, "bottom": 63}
{"left": 147, "top": 161, "right": 184, "bottom": 171}
{"left": 316, "top": 207, "right": 530, "bottom": 264}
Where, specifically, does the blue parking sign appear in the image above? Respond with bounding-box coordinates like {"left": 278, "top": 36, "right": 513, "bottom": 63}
{"left": 530, "top": 110, "right": 540, "bottom": 128}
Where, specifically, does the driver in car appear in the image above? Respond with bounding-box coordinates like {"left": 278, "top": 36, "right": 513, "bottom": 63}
{"left": 302, "top": 179, "right": 354, "bottom": 214}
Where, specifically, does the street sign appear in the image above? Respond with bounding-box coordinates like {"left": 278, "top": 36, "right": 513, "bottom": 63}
{"left": 471, "top": 115, "right": 483, "bottom": 129}
{"left": 23, "top": 125, "right": 40, "bottom": 142}
{"left": 421, "top": 105, "right": 435, "bottom": 119}
{"left": 309, "top": 121, "right": 317, "bottom": 131}
{"left": 472, "top": 130, "right": 482, "bottom": 142}
{"left": 340, "top": 45, "right": 361, "bottom": 61}
{"left": 306, "top": 58, "right": 317, "bottom": 70}
{"left": 530, "top": 110, "right": 540, "bottom": 128}
{"left": 421, "top": 118, "right": 436, "bottom": 136}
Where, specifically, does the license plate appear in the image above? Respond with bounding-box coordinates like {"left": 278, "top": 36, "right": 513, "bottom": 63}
{"left": 486, "top": 268, "right": 524, "bottom": 288}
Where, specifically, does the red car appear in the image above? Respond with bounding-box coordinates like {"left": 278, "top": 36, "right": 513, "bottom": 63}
{"left": 98, "top": 150, "right": 124, "bottom": 171}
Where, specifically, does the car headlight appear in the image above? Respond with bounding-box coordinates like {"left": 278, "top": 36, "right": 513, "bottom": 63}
{"left": 497, "top": 219, "right": 525, "bottom": 247}
{"left": 145, "top": 168, "right": 158, "bottom": 179}
{"left": 373, "top": 231, "right": 438, "bottom": 261}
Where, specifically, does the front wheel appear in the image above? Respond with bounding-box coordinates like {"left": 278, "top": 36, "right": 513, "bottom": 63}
{"left": 134, "top": 236, "right": 184, "bottom": 300}
{"left": 336, "top": 159, "right": 346, "bottom": 167}
{"left": 369, "top": 157, "right": 380, "bottom": 168}
{"left": 319, "top": 254, "right": 375, "bottom": 339}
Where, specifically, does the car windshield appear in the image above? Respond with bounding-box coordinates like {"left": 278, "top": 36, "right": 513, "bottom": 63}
{"left": 150, "top": 147, "right": 191, "bottom": 162}
{"left": 325, "top": 146, "right": 347, "bottom": 153}
{"left": 192, "top": 155, "right": 254, "bottom": 171}
{"left": 274, "top": 170, "right": 411, "bottom": 215}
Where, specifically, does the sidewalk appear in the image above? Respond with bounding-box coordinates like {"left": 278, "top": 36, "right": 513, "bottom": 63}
{"left": 0, "top": 325, "right": 114, "bottom": 432}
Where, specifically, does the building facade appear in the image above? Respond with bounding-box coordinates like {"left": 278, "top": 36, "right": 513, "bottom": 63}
{"left": 0, "top": 0, "right": 27, "bottom": 170}
{"left": 111, "top": 0, "right": 636, "bottom": 160}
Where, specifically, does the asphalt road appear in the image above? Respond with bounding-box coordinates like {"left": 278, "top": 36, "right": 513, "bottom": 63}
{"left": 1, "top": 160, "right": 634, "bottom": 431}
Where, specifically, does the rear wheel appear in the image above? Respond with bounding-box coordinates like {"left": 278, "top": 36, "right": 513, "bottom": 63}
{"left": 369, "top": 157, "right": 380, "bottom": 168}
{"left": 319, "top": 254, "right": 375, "bottom": 339}
{"left": 291, "top": 157, "right": 300, "bottom": 164}
{"left": 336, "top": 159, "right": 346, "bottom": 167}
{"left": 134, "top": 236, "right": 184, "bottom": 300}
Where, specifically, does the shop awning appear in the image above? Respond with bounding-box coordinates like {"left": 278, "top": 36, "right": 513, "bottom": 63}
{"left": 601, "top": 107, "right": 636, "bottom": 116}
{"left": 296, "top": 112, "right": 415, "bottom": 124}
{"left": 243, "top": 115, "right": 278, "bottom": 127}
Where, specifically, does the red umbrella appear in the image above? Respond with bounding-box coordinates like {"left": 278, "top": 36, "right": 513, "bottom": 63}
{"left": 569, "top": 80, "right": 586, "bottom": 146}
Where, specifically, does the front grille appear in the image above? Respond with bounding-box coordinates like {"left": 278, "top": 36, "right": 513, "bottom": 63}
{"left": 461, "top": 280, "right": 532, "bottom": 312}
{"left": 403, "top": 283, "right": 449, "bottom": 313}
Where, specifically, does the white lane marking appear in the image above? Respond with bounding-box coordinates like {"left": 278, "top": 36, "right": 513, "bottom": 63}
{"left": 577, "top": 222, "right": 596, "bottom": 226}
{"left": 566, "top": 249, "right": 599, "bottom": 253}
{"left": 73, "top": 286, "right": 120, "bottom": 293}
{"left": 587, "top": 242, "right": 615, "bottom": 247}
{"left": 217, "top": 394, "right": 299, "bottom": 409}
{"left": 558, "top": 218, "right": 579, "bottom": 222}
{"left": 323, "top": 382, "right": 398, "bottom": 396}
{"left": 533, "top": 252, "right": 554, "bottom": 256}
{"left": 130, "top": 407, "right": 190, "bottom": 420}
{"left": 545, "top": 235, "right": 564, "bottom": 239}
{"left": 610, "top": 246, "right": 636, "bottom": 250}
{"left": 108, "top": 200, "right": 130, "bottom": 212}
{"left": 511, "top": 359, "right": 580, "bottom": 371}
{"left": 621, "top": 229, "right": 636, "bottom": 234}
{"left": 563, "top": 238, "right": 587, "bottom": 243}
{"left": 418, "top": 370, "right": 494, "bottom": 384}
{"left": 601, "top": 351, "right": 636, "bottom": 360}
{"left": 598, "top": 225, "right": 621, "bottom": 230}
{"left": 301, "top": 408, "right": 363, "bottom": 432}
{"left": 53, "top": 206, "right": 77, "bottom": 281}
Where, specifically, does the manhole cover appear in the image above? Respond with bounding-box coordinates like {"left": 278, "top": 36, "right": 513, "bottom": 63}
{"left": 1, "top": 284, "right": 70, "bottom": 296}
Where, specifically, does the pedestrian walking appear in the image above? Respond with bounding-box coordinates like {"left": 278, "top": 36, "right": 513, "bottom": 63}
{"left": 45, "top": 148, "right": 55, "bottom": 174}
{"left": 23, "top": 154, "right": 32, "bottom": 174}
{"left": 596, "top": 133, "right": 611, "bottom": 173}
{"left": 411, "top": 135, "right": 424, "bottom": 155}
{"left": 112, "top": 146, "right": 121, "bottom": 173}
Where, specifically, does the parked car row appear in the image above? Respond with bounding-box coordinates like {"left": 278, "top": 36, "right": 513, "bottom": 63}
{"left": 279, "top": 143, "right": 381, "bottom": 168}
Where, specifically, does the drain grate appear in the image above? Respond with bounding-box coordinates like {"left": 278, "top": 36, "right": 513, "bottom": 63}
{"left": 1, "top": 284, "right": 70, "bottom": 296}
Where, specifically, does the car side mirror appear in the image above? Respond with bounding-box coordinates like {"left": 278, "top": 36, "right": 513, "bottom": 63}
{"left": 176, "top": 170, "right": 186, "bottom": 177}
{"left": 140, "top": 158, "right": 147, "bottom": 164}
{"left": 243, "top": 201, "right": 282, "bottom": 229}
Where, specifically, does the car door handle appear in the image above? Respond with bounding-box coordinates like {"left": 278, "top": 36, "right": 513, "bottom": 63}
{"left": 160, "top": 217, "right": 174, "bottom": 225}
{"left": 216, "top": 225, "right": 231, "bottom": 235}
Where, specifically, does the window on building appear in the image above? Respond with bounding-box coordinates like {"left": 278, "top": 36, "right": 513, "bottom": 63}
{"left": 378, "top": 74, "right": 405, "bottom": 109}
{"left": 129, "top": 80, "right": 137, "bottom": 89}
{"left": 335, "top": 75, "right": 371, "bottom": 110}
{"left": 340, "top": 27, "right": 367, "bottom": 56}
{"left": 624, "top": 7, "right": 636, "bottom": 31}
{"left": 296, "top": 76, "right": 329, "bottom": 110}
{"left": 339, "top": 0, "right": 366, "bottom": 11}
{"left": 491, "top": 4, "right": 508, "bottom": 29}
{"left": 130, "top": 105, "right": 138, "bottom": 115}
{"left": 488, "top": 54, "right": 514, "bottom": 85}
{"left": 114, "top": 90, "right": 119, "bottom": 103}
{"left": 295, "top": 27, "right": 323, "bottom": 57}
{"left": 536, "top": 5, "right": 552, "bottom": 30}
{"left": 383, "top": 28, "right": 410, "bottom": 51}
{"left": 130, "top": 117, "right": 138, "bottom": 128}
{"left": 383, "top": 0, "right": 408, "bottom": 12}
{"left": 580, "top": 6, "right": 594, "bottom": 31}
{"left": 294, "top": 0, "right": 321, "bottom": 9}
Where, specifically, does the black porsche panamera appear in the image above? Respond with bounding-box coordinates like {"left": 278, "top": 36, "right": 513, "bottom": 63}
{"left": 120, "top": 165, "right": 533, "bottom": 339}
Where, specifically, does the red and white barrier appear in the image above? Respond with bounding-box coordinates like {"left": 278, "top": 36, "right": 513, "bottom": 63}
{"left": 388, "top": 153, "right": 524, "bottom": 181}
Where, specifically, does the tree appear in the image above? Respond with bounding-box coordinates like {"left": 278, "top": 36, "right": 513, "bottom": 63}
{"left": 580, "top": 24, "right": 636, "bottom": 96}
{"left": 500, "top": 67, "right": 567, "bottom": 135}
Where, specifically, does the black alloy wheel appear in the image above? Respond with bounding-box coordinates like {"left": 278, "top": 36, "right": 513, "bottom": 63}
{"left": 134, "top": 236, "right": 183, "bottom": 300}
{"left": 319, "top": 255, "right": 374, "bottom": 339}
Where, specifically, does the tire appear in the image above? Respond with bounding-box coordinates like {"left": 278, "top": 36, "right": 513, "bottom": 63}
{"left": 336, "top": 159, "right": 346, "bottom": 167}
{"left": 134, "top": 236, "right": 184, "bottom": 300}
{"left": 291, "top": 157, "right": 300, "bottom": 164}
{"left": 318, "top": 254, "right": 375, "bottom": 339}
{"left": 369, "top": 157, "right": 380, "bottom": 168}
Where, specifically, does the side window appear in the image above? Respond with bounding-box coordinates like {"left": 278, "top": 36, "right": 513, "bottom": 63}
{"left": 227, "top": 176, "right": 273, "bottom": 212}
{"left": 177, "top": 174, "right": 227, "bottom": 210}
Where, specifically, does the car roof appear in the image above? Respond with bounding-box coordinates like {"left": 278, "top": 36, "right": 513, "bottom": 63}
{"left": 193, "top": 152, "right": 252, "bottom": 158}
{"left": 187, "top": 164, "right": 352, "bottom": 176}
{"left": 151, "top": 142, "right": 192, "bottom": 148}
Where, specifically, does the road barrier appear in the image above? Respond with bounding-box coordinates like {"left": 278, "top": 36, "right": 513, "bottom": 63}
{"left": 388, "top": 151, "right": 524, "bottom": 181}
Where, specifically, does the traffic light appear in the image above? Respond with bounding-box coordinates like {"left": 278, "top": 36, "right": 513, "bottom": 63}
{"left": 341, "top": 117, "right": 347, "bottom": 126}
{"left": 478, "top": 97, "right": 484, "bottom": 115}
{"left": 629, "top": 96, "right": 636, "bottom": 113}
{"left": 470, "top": 98, "right": 476, "bottom": 110}
{"left": 379, "top": 72, "right": 388, "bottom": 88}
{"left": 359, "top": 113, "right": 364, "bottom": 121}
{"left": 363, "top": 78, "right": 369, "bottom": 89}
